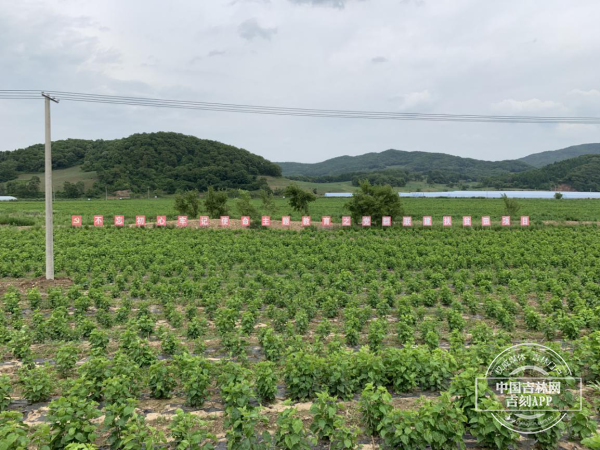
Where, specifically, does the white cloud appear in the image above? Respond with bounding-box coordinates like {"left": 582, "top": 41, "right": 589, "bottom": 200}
{"left": 391, "top": 90, "right": 433, "bottom": 110}
{"left": 1, "top": 0, "right": 600, "bottom": 162}
{"left": 238, "top": 18, "right": 277, "bottom": 41}
{"left": 491, "top": 98, "right": 567, "bottom": 114}
{"left": 568, "top": 89, "right": 600, "bottom": 98}
{"left": 371, "top": 56, "right": 388, "bottom": 64}
{"left": 288, "top": 0, "right": 348, "bottom": 8}
{"left": 556, "top": 123, "right": 598, "bottom": 135}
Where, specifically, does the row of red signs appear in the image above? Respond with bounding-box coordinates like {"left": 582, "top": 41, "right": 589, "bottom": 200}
{"left": 72, "top": 215, "right": 531, "bottom": 227}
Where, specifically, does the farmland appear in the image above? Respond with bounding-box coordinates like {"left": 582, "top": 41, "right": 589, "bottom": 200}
{"left": 16, "top": 166, "right": 99, "bottom": 193}
{"left": 2, "top": 197, "right": 600, "bottom": 227}
{"left": 0, "top": 199, "right": 599, "bottom": 448}
{"left": 7, "top": 167, "right": 455, "bottom": 197}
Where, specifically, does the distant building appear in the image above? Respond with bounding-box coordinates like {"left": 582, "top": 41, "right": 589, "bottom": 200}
{"left": 0, "top": 196, "right": 17, "bottom": 201}
{"left": 115, "top": 190, "right": 131, "bottom": 199}
{"left": 397, "top": 190, "right": 600, "bottom": 199}
{"left": 324, "top": 193, "right": 353, "bottom": 198}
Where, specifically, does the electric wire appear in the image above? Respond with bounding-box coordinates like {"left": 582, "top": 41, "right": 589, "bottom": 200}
{"left": 1, "top": 90, "right": 599, "bottom": 124}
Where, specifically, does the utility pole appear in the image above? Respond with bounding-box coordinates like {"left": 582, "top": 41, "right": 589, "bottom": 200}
{"left": 42, "top": 92, "right": 59, "bottom": 280}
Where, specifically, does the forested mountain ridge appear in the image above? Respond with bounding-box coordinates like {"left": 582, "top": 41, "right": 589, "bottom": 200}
{"left": 277, "top": 149, "right": 533, "bottom": 180}
{"left": 0, "top": 139, "right": 100, "bottom": 176}
{"left": 3, "top": 133, "right": 600, "bottom": 196}
{"left": 485, "top": 154, "right": 600, "bottom": 191}
{"left": 0, "top": 132, "right": 281, "bottom": 193}
{"left": 517, "top": 143, "right": 600, "bottom": 168}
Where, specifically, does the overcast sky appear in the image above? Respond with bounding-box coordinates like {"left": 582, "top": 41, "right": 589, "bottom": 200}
{"left": 1, "top": 0, "right": 599, "bottom": 163}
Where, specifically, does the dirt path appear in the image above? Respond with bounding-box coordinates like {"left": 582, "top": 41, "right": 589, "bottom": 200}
{"left": 4, "top": 219, "right": 600, "bottom": 231}
{"left": 0, "top": 276, "right": 72, "bottom": 296}
{"left": 542, "top": 220, "right": 600, "bottom": 226}
{"left": 130, "top": 218, "right": 343, "bottom": 231}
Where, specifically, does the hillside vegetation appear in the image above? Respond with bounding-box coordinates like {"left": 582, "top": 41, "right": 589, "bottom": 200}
{"left": 517, "top": 143, "right": 600, "bottom": 168}
{"left": 277, "top": 149, "right": 533, "bottom": 180}
{"left": 485, "top": 154, "right": 600, "bottom": 191}
{"left": 4, "top": 133, "right": 600, "bottom": 197}
{"left": 0, "top": 132, "right": 281, "bottom": 194}
{"left": 16, "top": 166, "right": 98, "bottom": 193}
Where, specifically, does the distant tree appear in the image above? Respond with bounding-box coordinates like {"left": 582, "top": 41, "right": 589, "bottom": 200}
{"left": 27, "top": 176, "right": 41, "bottom": 195}
{"left": 0, "top": 161, "right": 18, "bottom": 183}
{"left": 204, "top": 186, "right": 228, "bottom": 217}
{"left": 259, "top": 189, "right": 277, "bottom": 214}
{"left": 226, "top": 188, "right": 239, "bottom": 198}
{"left": 236, "top": 190, "right": 258, "bottom": 217}
{"left": 345, "top": 180, "right": 403, "bottom": 225}
{"left": 174, "top": 190, "right": 200, "bottom": 217}
{"left": 554, "top": 192, "right": 563, "bottom": 200}
{"left": 283, "top": 185, "right": 316, "bottom": 215}
{"left": 63, "top": 181, "right": 85, "bottom": 198}
{"left": 501, "top": 194, "right": 521, "bottom": 216}
{"left": 3, "top": 176, "right": 42, "bottom": 199}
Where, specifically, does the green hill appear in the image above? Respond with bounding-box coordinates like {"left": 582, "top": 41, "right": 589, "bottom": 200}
{"left": 276, "top": 149, "right": 533, "bottom": 180}
{"left": 16, "top": 166, "right": 98, "bottom": 193}
{"left": 518, "top": 143, "right": 600, "bottom": 168}
{"left": 486, "top": 154, "right": 600, "bottom": 191}
{"left": 0, "top": 132, "right": 281, "bottom": 194}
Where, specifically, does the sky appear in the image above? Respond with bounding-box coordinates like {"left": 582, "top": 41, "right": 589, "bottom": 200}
{"left": 1, "top": 0, "right": 599, "bottom": 163}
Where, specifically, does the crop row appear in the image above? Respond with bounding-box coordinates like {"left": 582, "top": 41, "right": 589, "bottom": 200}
{"left": 69, "top": 214, "right": 532, "bottom": 227}
{"left": 2, "top": 197, "right": 600, "bottom": 225}
{"left": 0, "top": 225, "right": 599, "bottom": 448}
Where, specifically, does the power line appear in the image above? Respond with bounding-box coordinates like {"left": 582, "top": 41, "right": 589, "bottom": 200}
{"left": 1, "top": 89, "right": 600, "bottom": 124}
{"left": 0, "top": 90, "right": 41, "bottom": 100}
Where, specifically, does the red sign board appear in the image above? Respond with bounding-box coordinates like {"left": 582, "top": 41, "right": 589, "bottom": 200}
{"left": 72, "top": 216, "right": 82, "bottom": 227}
{"left": 114, "top": 216, "right": 124, "bottom": 226}
{"left": 136, "top": 216, "right": 146, "bottom": 227}
{"left": 342, "top": 216, "right": 351, "bottom": 226}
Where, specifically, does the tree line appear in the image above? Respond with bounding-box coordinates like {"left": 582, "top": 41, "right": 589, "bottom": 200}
{"left": 0, "top": 178, "right": 90, "bottom": 199}
{"left": 483, "top": 154, "right": 600, "bottom": 192}
{"left": 175, "top": 182, "right": 528, "bottom": 225}
{"left": 0, "top": 132, "right": 282, "bottom": 196}
{"left": 174, "top": 181, "right": 404, "bottom": 226}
